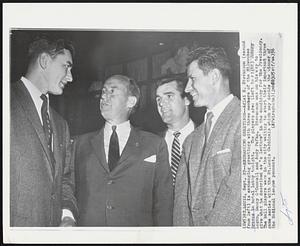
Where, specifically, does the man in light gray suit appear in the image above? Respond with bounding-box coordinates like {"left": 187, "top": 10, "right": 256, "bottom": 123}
{"left": 10, "top": 37, "right": 78, "bottom": 226}
{"left": 173, "top": 47, "right": 241, "bottom": 226}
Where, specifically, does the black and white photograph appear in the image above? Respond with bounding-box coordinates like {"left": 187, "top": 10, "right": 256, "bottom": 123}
{"left": 3, "top": 3, "right": 297, "bottom": 244}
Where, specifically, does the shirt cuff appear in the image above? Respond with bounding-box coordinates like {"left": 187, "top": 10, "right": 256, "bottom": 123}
{"left": 62, "top": 209, "right": 75, "bottom": 221}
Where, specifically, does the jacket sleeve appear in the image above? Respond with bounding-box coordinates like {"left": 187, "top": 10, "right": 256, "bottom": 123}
{"left": 204, "top": 123, "right": 241, "bottom": 226}
{"left": 61, "top": 122, "right": 79, "bottom": 220}
{"left": 153, "top": 138, "right": 174, "bottom": 226}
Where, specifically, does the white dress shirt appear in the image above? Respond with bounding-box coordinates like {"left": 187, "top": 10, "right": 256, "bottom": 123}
{"left": 21, "top": 76, "right": 48, "bottom": 124}
{"left": 205, "top": 94, "right": 234, "bottom": 139}
{"left": 165, "top": 119, "right": 195, "bottom": 165}
{"left": 20, "top": 77, "right": 74, "bottom": 222}
{"left": 104, "top": 120, "right": 131, "bottom": 162}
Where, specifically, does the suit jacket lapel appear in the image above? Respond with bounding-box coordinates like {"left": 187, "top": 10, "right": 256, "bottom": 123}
{"left": 112, "top": 126, "right": 140, "bottom": 174}
{"left": 189, "top": 125, "right": 205, "bottom": 192}
{"left": 90, "top": 129, "right": 109, "bottom": 173}
{"left": 50, "top": 109, "right": 61, "bottom": 178}
{"left": 202, "top": 96, "right": 239, "bottom": 161}
{"left": 14, "top": 81, "right": 54, "bottom": 181}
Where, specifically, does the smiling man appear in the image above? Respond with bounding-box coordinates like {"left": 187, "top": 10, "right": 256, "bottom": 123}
{"left": 155, "top": 74, "right": 195, "bottom": 186}
{"left": 10, "top": 37, "right": 78, "bottom": 226}
{"left": 173, "top": 47, "right": 241, "bottom": 226}
{"left": 73, "top": 75, "right": 173, "bottom": 226}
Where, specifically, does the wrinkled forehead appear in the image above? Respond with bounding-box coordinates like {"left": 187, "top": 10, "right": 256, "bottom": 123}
{"left": 104, "top": 78, "right": 128, "bottom": 91}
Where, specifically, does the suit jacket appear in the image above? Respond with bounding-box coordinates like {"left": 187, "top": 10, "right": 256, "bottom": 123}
{"left": 74, "top": 126, "right": 174, "bottom": 226}
{"left": 173, "top": 96, "right": 241, "bottom": 226}
{"left": 10, "top": 81, "right": 78, "bottom": 226}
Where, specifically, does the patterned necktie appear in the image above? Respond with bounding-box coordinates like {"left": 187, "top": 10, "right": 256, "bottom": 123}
{"left": 201, "top": 111, "right": 214, "bottom": 161}
{"left": 171, "top": 131, "right": 181, "bottom": 186}
{"left": 108, "top": 125, "right": 120, "bottom": 172}
{"left": 40, "top": 94, "right": 55, "bottom": 172}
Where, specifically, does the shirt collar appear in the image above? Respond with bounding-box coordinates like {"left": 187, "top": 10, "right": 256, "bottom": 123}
{"left": 21, "top": 76, "right": 46, "bottom": 101}
{"left": 205, "top": 94, "right": 234, "bottom": 121}
{"left": 167, "top": 119, "right": 194, "bottom": 136}
{"left": 21, "top": 76, "right": 49, "bottom": 114}
{"left": 104, "top": 120, "right": 131, "bottom": 133}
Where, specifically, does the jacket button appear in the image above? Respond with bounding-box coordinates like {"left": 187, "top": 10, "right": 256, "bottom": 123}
{"left": 107, "top": 180, "right": 113, "bottom": 185}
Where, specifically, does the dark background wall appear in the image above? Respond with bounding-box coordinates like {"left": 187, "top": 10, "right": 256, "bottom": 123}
{"left": 10, "top": 30, "right": 240, "bottom": 137}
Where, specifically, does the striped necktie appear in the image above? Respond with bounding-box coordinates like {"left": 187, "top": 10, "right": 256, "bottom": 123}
{"left": 40, "top": 94, "right": 55, "bottom": 173}
{"left": 171, "top": 131, "right": 181, "bottom": 186}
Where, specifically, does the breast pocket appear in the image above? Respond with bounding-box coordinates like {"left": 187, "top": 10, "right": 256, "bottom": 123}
{"left": 140, "top": 161, "right": 156, "bottom": 187}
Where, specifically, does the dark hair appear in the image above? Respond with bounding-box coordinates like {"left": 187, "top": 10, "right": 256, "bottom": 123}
{"left": 156, "top": 74, "right": 188, "bottom": 98}
{"left": 106, "top": 74, "right": 140, "bottom": 114}
{"left": 27, "top": 36, "right": 75, "bottom": 65}
{"left": 187, "top": 46, "right": 231, "bottom": 79}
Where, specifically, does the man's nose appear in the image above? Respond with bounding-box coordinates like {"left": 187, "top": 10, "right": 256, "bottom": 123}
{"left": 185, "top": 79, "right": 192, "bottom": 93}
{"left": 65, "top": 69, "right": 73, "bottom": 82}
{"left": 159, "top": 98, "right": 168, "bottom": 107}
{"left": 101, "top": 91, "right": 109, "bottom": 100}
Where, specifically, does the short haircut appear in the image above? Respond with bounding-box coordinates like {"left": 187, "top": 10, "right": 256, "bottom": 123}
{"left": 187, "top": 46, "right": 231, "bottom": 79}
{"left": 156, "top": 74, "right": 189, "bottom": 98}
{"left": 27, "top": 36, "right": 75, "bottom": 65}
{"left": 106, "top": 74, "right": 141, "bottom": 114}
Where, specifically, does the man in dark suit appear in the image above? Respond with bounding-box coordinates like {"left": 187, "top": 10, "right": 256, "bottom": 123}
{"left": 74, "top": 75, "right": 173, "bottom": 226}
{"left": 10, "top": 37, "right": 78, "bottom": 226}
{"left": 155, "top": 75, "right": 195, "bottom": 186}
{"left": 173, "top": 47, "right": 241, "bottom": 226}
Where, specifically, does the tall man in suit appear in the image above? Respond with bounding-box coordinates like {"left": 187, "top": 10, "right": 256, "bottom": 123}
{"left": 155, "top": 75, "right": 195, "bottom": 186}
{"left": 74, "top": 75, "right": 173, "bottom": 226}
{"left": 10, "top": 37, "right": 78, "bottom": 226}
{"left": 173, "top": 47, "right": 241, "bottom": 226}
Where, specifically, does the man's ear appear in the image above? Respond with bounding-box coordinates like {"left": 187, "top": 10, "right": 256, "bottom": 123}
{"left": 38, "top": 53, "right": 50, "bottom": 70}
{"left": 210, "top": 68, "right": 221, "bottom": 86}
{"left": 127, "top": 96, "right": 137, "bottom": 109}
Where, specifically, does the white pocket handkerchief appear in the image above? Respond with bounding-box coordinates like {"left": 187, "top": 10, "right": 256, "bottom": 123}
{"left": 216, "top": 148, "right": 231, "bottom": 154}
{"left": 144, "top": 155, "right": 156, "bottom": 163}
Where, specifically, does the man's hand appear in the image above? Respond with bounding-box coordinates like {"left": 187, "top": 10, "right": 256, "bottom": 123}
{"left": 60, "top": 216, "right": 76, "bottom": 227}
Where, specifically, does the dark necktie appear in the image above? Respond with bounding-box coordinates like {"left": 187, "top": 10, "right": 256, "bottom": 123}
{"left": 40, "top": 94, "right": 55, "bottom": 172}
{"left": 108, "top": 125, "right": 120, "bottom": 172}
{"left": 201, "top": 111, "right": 214, "bottom": 161}
{"left": 171, "top": 131, "right": 181, "bottom": 186}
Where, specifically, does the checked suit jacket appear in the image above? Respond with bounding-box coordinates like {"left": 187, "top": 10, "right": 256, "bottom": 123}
{"left": 173, "top": 96, "right": 241, "bottom": 226}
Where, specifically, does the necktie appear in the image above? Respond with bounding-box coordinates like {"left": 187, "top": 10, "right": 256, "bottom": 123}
{"left": 108, "top": 125, "right": 120, "bottom": 172}
{"left": 171, "top": 131, "right": 181, "bottom": 186}
{"left": 201, "top": 111, "right": 214, "bottom": 161}
{"left": 40, "top": 94, "right": 55, "bottom": 172}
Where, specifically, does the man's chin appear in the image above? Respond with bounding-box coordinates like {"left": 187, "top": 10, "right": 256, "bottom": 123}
{"left": 193, "top": 100, "right": 202, "bottom": 107}
{"left": 49, "top": 89, "right": 63, "bottom": 95}
{"left": 162, "top": 117, "right": 173, "bottom": 125}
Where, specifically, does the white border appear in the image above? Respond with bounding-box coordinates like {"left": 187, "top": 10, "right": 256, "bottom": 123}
{"left": 3, "top": 3, "right": 297, "bottom": 243}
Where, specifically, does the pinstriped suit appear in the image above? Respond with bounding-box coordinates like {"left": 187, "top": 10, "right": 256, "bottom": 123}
{"left": 173, "top": 96, "right": 241, "bottom": 226}
{"left": 10, "top": 81, "right": 78, "bottom": 226}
